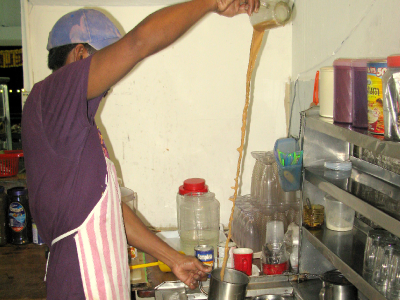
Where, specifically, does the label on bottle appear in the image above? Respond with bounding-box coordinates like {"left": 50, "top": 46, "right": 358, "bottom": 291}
{"left": 8, "top": 202, "right": 26, "bottom": 232}
{"left": 195, "top": 245, "right": 214, "bottom": 268}
{"left": 367, "top": 61, "right": 387, "bottom": 134}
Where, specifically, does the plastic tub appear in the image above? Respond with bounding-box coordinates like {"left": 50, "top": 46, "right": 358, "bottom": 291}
{"left": 325, "top": 195, "right": 355, "bottom": 231}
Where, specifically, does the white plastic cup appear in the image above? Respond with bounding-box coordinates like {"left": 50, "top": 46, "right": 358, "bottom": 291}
{"left": 325, "top": 195, "right": 355, "bottom": 231}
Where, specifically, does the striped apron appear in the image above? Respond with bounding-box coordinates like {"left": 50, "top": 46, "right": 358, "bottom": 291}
{"left": 50, "top": 157, "right": 130, "bottom": 299}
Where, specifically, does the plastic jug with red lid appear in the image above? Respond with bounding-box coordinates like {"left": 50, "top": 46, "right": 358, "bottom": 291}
{"left": 176, "top": 178, "right": 208, "bottom": 235}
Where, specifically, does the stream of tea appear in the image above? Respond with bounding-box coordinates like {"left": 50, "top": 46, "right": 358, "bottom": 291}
{"left": 220, "top": 27, "right": 265, "bottom": 280}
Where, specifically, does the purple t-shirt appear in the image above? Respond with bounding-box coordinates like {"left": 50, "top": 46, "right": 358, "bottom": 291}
{"left": 22, "top": 56, "right": 108, "bottom": 299}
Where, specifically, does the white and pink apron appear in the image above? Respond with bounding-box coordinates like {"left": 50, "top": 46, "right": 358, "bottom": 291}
{"left": 49, "top": 157, "right": 130, "bottom": 299}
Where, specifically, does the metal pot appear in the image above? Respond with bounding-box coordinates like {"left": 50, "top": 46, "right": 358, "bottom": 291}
{"left": 319, "top": 270, "right": 357, "bottom": 300}
{"left": 200, "top": 268, "right": 249, "bottom": 300}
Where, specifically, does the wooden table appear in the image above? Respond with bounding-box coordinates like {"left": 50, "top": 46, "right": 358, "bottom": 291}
{"left": 0, "top": 244, "right": 163, "bottom": 299}
{"left": 0, "top": 243, "right": 47, "bottom": 299}
{"left": 136, "top": 253, "right": 178, "bottom": 298}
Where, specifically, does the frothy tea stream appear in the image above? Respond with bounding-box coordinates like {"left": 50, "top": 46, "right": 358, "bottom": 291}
{"left": 220, "top": 27, "right": 265, "bottom": 281}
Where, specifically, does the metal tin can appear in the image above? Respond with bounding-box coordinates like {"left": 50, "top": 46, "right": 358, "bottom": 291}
{"left": 195, "top": 245, "right": 214, "bottom": 268}
{"left": 218, "top": 241, "right": 236, "bottom": 268}
{"left": 367, "top": 60, "right": 387, "bottom": 134}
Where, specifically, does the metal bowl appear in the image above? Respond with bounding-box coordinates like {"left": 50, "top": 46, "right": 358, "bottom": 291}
{"left": 252, "top": 295, "right": 294, "bottom": 300}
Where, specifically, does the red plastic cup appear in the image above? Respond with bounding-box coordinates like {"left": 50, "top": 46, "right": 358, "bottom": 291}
{"left": 233, "top": 248, "right": 253, "bottom": 276}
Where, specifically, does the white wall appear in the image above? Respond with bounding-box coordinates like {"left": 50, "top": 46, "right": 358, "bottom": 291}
{"left": 0, "top": 0, "right": 21, "bottom": 46}
{"left": 24, "top": 4, "right": 291, "bottom": 228}
{"left": 290, "top": 0, "right": 400, "bottom": 137}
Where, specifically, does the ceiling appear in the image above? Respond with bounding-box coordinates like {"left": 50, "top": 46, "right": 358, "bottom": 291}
{"left": 28, "top": 0, "right": 179, "bottom": 6}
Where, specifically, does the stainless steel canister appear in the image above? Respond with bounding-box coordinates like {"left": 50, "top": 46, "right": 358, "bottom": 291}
{"left": 200, "top": 268, "right": 249, "bottom": 300}
{"left": 319, "top": 270, "right": 357, "bottom": 300}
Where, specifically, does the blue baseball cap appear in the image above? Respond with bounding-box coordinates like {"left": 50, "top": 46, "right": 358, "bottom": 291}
{"left": 47, "top": 9, "right": 122, "bottom": 51}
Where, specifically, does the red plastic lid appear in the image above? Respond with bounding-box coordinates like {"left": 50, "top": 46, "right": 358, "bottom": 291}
{"left": 387, "top": 55, "right": 400, "bottom": 67}
{"left": 179, "top": 178, "right": 208, "bottom": 195}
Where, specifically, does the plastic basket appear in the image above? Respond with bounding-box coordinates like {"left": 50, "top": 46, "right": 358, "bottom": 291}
{"left": 274, "top": 138, "right": 303, "bottom": 192}
{"left": 0, "top": 151, "right": 23, "bottom": 177}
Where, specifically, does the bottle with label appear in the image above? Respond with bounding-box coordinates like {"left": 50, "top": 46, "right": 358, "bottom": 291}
{"left": 0, "top": 186, "right": 7, "bottom": 246}
{"left": 7, "top": 187, "right": 32, "bottom": 244}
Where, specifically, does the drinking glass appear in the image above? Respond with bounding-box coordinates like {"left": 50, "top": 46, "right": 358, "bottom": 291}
{"left": 363, "top": 229, "right": 391, "bottom": 282}
{"left": 387, "top": 247, "right": 400, "bottom": 300}
{"left": 372, "top": 238, "right": 399, "bottom": 294}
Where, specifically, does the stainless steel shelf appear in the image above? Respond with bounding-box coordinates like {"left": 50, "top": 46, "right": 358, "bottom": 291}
{"left": 302, "top": 225, "right": 386, "bottom": 300}
{"left": 305, "top": 167, "right": 400, "bottom": 238}
{"left": 304, "top": 107, "right": 400, "bottom": 160}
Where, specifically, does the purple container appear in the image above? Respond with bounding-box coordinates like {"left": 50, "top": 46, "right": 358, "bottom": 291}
{"left": 351, "top": 59, "right": 368, "bottom": 128}
{"left": 333, "top": 59, "right": 353, "bottom": 124}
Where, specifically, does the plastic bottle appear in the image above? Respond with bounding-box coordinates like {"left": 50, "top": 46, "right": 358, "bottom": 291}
{"left": 333, "top": 59, "right": 353, "bottom": 124}
{"left": 383, "top": 54, "right": 400, "bottom": 141}
{"left": 7, "top": 187, "right": 32, "bottom": 244}
{"left": 351, "top": 59, "right": 369, "bottom": 128}
{"left": 179, "top": 192, "right": 220, "bottom": 257}
{"left": 176, "top": 178, "right": 208, "bottom": 234}
{"left": 260, "top": 220, "right": 289, "bottom": 275}
{"left": 0, "top": 186, "right": 7, "bottom": 246}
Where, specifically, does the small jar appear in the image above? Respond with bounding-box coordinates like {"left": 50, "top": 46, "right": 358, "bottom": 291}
{"left": 302, "top": 204, "right": 324, "bottom": 229}
{"left": 7, "top": 187, "right": 32, "bottom": 245}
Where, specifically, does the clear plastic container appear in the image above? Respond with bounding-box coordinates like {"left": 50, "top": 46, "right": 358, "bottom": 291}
{"left": 176, "top": 178, "right": 208, "bottom": 235}
{"left": 250, "top": 0, "right": 292, "bottom": 31}
{"left": 383, "top": 54, "right": 400, "bottom": 141}
{"left": 325, "top": 195, "right": 355, "bottom": 232}
{"left": 179, "top": 192, "right": 220, "bottom": 256}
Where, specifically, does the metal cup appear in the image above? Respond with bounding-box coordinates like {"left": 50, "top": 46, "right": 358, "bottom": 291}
{"left": 200, "top": 268, "right": 249, "bottom": 300}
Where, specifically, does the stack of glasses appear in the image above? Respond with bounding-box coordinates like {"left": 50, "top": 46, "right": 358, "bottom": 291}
{"left": 231, "top": 151, "right": 301, "bottom": 252}
{"left": 363, "top": 229, "right": 400, "bottom": 299}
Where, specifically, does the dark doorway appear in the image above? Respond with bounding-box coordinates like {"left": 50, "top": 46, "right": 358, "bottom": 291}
{"left": 0, "top": 46, "right": 23, "bottom": 149}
